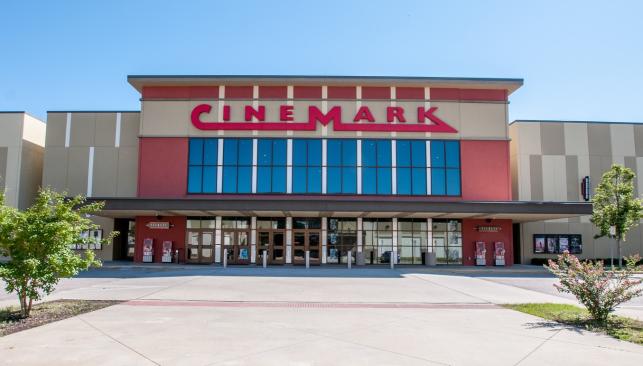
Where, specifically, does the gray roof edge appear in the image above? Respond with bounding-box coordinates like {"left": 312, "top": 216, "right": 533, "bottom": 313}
{"left": 510, "top": 119, "right": 643, "bottom": 125}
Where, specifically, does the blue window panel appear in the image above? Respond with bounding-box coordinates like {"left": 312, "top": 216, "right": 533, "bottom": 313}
{"left": 362, "top": 140, "right": 377, "bottom": 167}
{"left": 307, "top": 140, "right": 322, "bottom": 166}
{"left": 411, "top": 141, "right": 426, "bottom": 167}
{"left": 446, "top": 169, "right": 461, "bottom": 196}
{"left": 187, "top": 167, "right": 202, "bottom": 193}
{"left": 412, "top": 168, "right": 427, "bottom": 195}
{"left": 327, "top": 140, "right": 342, "bottom": 166}
{"left": 272, "top": 166, "right": 287, "bottom": 193}
{"left": 222, "top": 166, "right": 237, "bottom": 193}
{"left": 397, "top": 167, "right": 411, "bottom": 195}
{"left": 377, "top": 167, "right": 392, "bottom": 194}
{"left": 342, "top": 140, "right": 357, "bottom": 166}
{"left": 273, "top": 139, "right": 287, "bottom": 165}
{"left": 377, "top": 140, "right": 392, "bottom": 166}
{"left": 293, "top": 167, "right": 307, "bottom": 193}
{"left": 342, "top": 167, "right": 357, "bottom": 194}
{"left": 202, "top": 167, "right": 217, "bottom": 193}
{"left": 223, "top": 139, "right": 238, "bottom": 165}
{"left": 327, "top": 167, "right": 342, "bottom": 193}
{"left": 293, "top": 140, "right": 307, "bottom": 166}
{"left": 189, "top": 139, "right": 203, "bottom": 165}
{"left": 396, "top": 140, "right": 411, "bottom": 167}
{"left": 257, "top": 166, "right": 272, "bottom": 193}
{"left": 445, "top": 141, "right": 460, "bottom": 168}
{"left": 431, "top": 141, "right": 445, "bottom": 168}
{"left": 431, "top": 169, "right": 446, "bottom": 195}
{"left": 257, "top": 140, "right": 272, "bottom": 165}
{"left": 308, "top": 167, "right": 322, "bottom": 193}
{"left": 362, "top": 168, "right": 377, "bottom": 194}
{"left": 237, "top": 166, "right": 252, "bottom": 193}
{"left": 203, "top": 139, "right": 218, "bottom": 165}
{"left": 238, "top": 139, "right": 253, "bottom": 165}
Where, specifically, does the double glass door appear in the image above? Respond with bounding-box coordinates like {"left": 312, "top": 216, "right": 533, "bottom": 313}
{"left": 222, "top": 230, "right": 250, "bottom": 265}
{"left": 256, "top": 230, "right": 286, "bottom": 264}
{"left": 292, "top": 230, "right": 321, "bottom": 265}
{"left": 186, "top": 230, "right": 215, "bottom": 264}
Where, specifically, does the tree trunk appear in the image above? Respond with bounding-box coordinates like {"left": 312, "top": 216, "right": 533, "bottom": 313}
{"left": 617, "top": 237, "right": 622, "bottom": 268}
{"left": 610, "top": 240, "right": 614, "bottom": 270}
{"left": 18, "top": 291, "right": 27, "bottom": 318}
{"left": 27, "top": 297, "right": 34, "bottom": 317}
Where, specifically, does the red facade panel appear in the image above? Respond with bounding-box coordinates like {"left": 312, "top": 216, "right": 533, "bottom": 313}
{"left": 293, "top": 86, "right": 322, "bottom": 99}
{"left": 138, "top": 137, "right": 188, "bottom": 197}
{"left": 225, "top": 86, "right": 253, "bottom": 99}
{"left": 460, "top": 140, "right": 511, "bottom": 200}
{"left": 327, "top": 86, "right": 356, "bottom": 99}
{"left": 462, "top": 219, "right": 513, "bottom": 266}
{"left": 430, "top": 88, "right": 508, "bottom": 101}
{"left": 142, "top": 86, "right": 219, "bottom": 99}
{"left": 396, "top": 87, "right": 425, "bottom": 100}
{"left": 135, "top": 216, "right": 187, "bottom": 263}
{"left": 259, "top": 86, "right": 287, "bottom": 98}
{"left": 361, "top": 86, "right": 390, "bottom": 99}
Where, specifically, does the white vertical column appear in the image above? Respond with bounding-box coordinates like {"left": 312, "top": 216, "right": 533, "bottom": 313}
{"left": 390, "top": 86, "right": 397, "bottom": 137}
{"left": 357, "top": 217, "right": 363, "bottom": 253}
{"left": 285, "top": 217, "right": 292, "bottom": 264}
{"left": 392, "top": 217, "right": 398, "bottom": 258}
{"left": 251, "top": 216, "right": 257, "bottom": 264}
{"left": 215, "top": 216, "right": 222, "bottom": 263}
{"left": 287, "top": 85, "right": 294, "bottom": 137}
{"left": 65, "top": 113, "right": 71, "bottom": 147}
{"left": 322, "top": 139, "right": 327, "bottom": 194}
{"left": 391, "top": 140, "right": 397, "bottom": 194}
{"left": 427, "top": 218, "right": 433, "bottom": 252}
{"left": 218, "top": 86, "right": 226, "bottom": 136}
{"left": 252, "top": 139, "right": 258, "bottom": 193}
{"left": 217, "top": 138, "right": 224, "bottom": 193}
{"left": 321, "top": 217, "right": 327, "bottom": 264}
{"left": 356, "top": 86, "right": 362, "bottom": 137}
{"left": 114, "top": 113, "right": 121, "bottom": 147}
{"left": 287, "top": 139, "right": 293, "bottom": 193}
{"left": 87, "top": 147, "right": 94, "bottom": 197}
{"left": 252, "top": 85, "right": 259, "bottom": 136}
{"left": 424, "top": 87, "right": 431, "bottom": 138}
{"left": 321, "top": 85, "right": 328, "bottom": 136}
{"left": 426, "top": 140, "right": 432, "bottom": 196}
{"left": 357, "top": 140, "right": 362, "bottom": 194}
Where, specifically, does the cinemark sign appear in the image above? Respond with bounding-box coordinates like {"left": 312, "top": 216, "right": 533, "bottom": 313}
{"left": 191, "top": 104, "right": 457, "bottom": 132}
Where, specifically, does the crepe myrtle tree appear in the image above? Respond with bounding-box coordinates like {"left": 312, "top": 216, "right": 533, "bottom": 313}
{"left": 0, "top": 189, "right": 116, "bottom": 317}
{"left": 591, "top": 164, "right": 643, "bottom": 268}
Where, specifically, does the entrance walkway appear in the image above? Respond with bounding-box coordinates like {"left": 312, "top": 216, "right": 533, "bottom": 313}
{"left": 0, "top": 266, "right": 641, "bottom": 365}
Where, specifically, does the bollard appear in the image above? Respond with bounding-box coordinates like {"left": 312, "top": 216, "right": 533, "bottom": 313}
{"left": 175, "top": 249, "right": 179, "bottom": 264}
{"left": 223, "top": 248, "right": 228, "bottom": 268}
{"left": 305, "top": 250, "right": 310, "bottom": 269}
{"left": 263, "top": 250, "right": 267, "bottom": 268}
{"left": 347, "top": 250, "right": 352, "bottom": 269}
{"left": 390, "top": 250, "right": 396, "bottom": 269}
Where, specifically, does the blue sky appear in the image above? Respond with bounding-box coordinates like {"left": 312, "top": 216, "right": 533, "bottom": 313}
{"left": 1, "top": 0, "right": 642, "bottom": 122}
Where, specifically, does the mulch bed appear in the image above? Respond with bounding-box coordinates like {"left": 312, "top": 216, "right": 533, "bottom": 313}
{"left": 0, "top": 299, "right": 121, "bottom": 337}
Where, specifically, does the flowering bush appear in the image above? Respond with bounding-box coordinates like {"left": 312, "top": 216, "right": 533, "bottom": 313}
{"left": 545, "top": 252, "right": 642, "bottom": 324}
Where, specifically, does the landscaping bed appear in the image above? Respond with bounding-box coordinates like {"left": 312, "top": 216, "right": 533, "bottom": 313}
{"left": 0, "top": 299, "right": 121, "bottom": 337}
{"left": 504, "top": 303, "right": 643, "bottom": 345}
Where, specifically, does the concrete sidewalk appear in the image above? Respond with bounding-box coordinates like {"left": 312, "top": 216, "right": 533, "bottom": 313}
{"left": 0, "top": 266, "right": 641, "bottom": 365}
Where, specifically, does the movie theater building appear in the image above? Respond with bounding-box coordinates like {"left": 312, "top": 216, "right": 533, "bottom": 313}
{"left": 41, "top": 75, "right": 592, "bottom": 266}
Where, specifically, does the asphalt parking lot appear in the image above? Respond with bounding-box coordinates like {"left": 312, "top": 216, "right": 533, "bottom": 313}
{"left": 0, "top": 265, "right": 641, "bottom": 365}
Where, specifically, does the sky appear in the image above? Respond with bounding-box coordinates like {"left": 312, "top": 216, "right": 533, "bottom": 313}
{"left": 1, "top": 0, "right": 642, "bottom": 122}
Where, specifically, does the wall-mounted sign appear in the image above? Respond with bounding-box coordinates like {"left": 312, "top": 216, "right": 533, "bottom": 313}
{"left": 146, "top": 221, "right": 171, "bottom": 229}
{"left": 476, "top": 225, "right": 501, "bottom": 233}
{"left": 190, "top": 104, "right": 457, "bottom": 133}
{"left": 581, "top": 176, "right": 591, "bottom": 201}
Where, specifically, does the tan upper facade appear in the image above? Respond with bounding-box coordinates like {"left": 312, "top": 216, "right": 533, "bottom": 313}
{"left": 0, "top": 112, "right": 46, "bottom": 209}
{"left": 42, "top": 112, "right": 140, "bottom": 198}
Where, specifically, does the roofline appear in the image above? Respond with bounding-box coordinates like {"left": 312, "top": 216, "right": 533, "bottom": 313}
{"left": 127, "top": 74, "right": 524, "bottom": 95}
{"left": 47, "top": 110, "right": 140, "bottom": 113}
{"left": 510, "top": 119, "right": 643, "bottom": 125}
{"left": 0, "top": 111, "right": 45, "bottom": 122}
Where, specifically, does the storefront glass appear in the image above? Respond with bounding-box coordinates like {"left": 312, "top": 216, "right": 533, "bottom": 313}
{"left": 431, "top": 219, "right": 462, "bottom": 264}
{"left": 327, "top": 139, "right": 357, "bottom": 194}
{"left": 362, "top": 219, "right": 394, "bottom": 264}
{"left": 397, "top": 219, "right": 427, "bottom": 264}
{"left": 326, "top": 218, "right": 357, "bottom": 264}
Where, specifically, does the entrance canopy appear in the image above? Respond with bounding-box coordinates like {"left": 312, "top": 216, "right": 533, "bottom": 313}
{"left": 87, "top": 197, "right": 591, "bottom": 223}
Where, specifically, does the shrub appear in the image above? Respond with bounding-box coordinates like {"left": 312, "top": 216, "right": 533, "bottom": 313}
{"left": 545, "top": 252, "right": 642, "bottom": 324}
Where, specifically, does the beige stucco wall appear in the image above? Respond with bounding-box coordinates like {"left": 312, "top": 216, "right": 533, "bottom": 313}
{"left": 510, "top": 120, "right": 643, "bottom": 263}
{"left": 0, "top": 113, "right": 46, "bottom": 209}
{"left": 43, "top": 112, "right": 140, "bottom": 198}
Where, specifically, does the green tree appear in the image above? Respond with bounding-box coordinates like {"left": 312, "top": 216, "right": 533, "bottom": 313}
{"left": 590, "top": 164, "right": 643, "bottom": 268}
{"left": 0, "top": 189, "right": 116, "bottom": 317}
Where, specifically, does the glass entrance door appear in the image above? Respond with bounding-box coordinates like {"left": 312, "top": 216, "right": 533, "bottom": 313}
{"left": 292, "top": 230, "right": 321, "bottom": 265}
{"left": 222, "top": 230, "right": 250, "bottom": 265}
{"left": 186, "top": 230, "right": 215, "bottom": 264}
{"left": 257, "top": 230, "right": 286, "bottom": 265}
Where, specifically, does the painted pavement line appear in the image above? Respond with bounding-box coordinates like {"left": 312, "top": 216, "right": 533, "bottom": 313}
{"left": 123, "top": 299, "right": 501, "bottom": 309}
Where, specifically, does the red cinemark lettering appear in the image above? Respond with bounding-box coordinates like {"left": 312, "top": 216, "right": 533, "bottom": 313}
{"left": 190, "top": 103, "right": 457, "bottom": 132}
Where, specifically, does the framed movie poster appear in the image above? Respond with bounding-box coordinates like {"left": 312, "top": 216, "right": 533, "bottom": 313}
{"left": 569, "top": 235, "right": 582, "bottom": 254}
{"left": 533, "top": 235, "right": 545, "bottom": 253}
{"left": 546, "top": 236, "right": 557, "bottom": 253}
{"left": 558, "top": 236, "right": 569, "bottom": 252}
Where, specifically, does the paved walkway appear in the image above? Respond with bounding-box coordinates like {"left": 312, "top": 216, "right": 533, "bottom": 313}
{"left": 0, "top": 266, "right": 641, "bottom": 365}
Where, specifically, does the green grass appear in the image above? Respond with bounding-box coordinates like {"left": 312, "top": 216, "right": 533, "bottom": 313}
{"left": 504, "top": 303, "right": 643, "bottom": 345}
{"left": 1, "top": 299, "right": 120, "bottom": 337}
